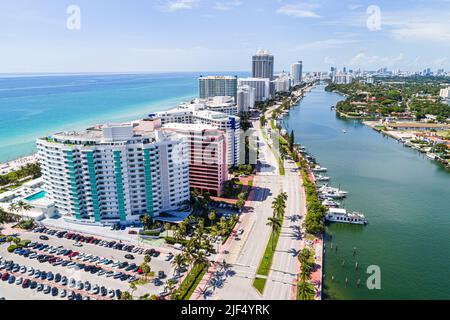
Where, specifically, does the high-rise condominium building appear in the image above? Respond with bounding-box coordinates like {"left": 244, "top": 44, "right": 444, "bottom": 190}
{"left": 238, "top": 78, "right": 270, "bottom": 102}
{"left": 153, "top": 105, "right": 240, "bottom": 167}
{"left": 291, "top": 61, "right": 303, "bottom": 86}
{"left": 162, "top": 124, "right": 227, "bottom": 196}
{"left": 252, "top": 49, "right": 274, "bottom": 80}
{"left": 237, "top": 85, "right": 256, "bottom": 113}
{"left": 440, "top": 87, "right": 450, "bottom": 99}
{"left": 273, "top": 73, "right": 291, "bottom": 93}
{"left": 332, "top": 73, "right": 354, "bottom": 84}
{"left": 199, "top": 76, "right": 238, "bottom": 101}
{"left": 36, "top": 123, "right": 190, "bottom": 225}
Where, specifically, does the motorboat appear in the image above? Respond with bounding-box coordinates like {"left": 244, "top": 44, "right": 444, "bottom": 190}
{"left": 312, "top": 166, "right": 327, "bottom": 173}
{"left": 325, "top": 208, "right": 367, "bottom": 225}
{"left": 322, "top": 199, "right": 340, "bottom": 208}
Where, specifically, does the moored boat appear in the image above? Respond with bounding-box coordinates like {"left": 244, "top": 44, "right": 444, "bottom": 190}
{"left": 325, "top": 208, "right": 367, "bottom": 225}
{"left": 313, "top": 165, "right": 327, "bottom": 173}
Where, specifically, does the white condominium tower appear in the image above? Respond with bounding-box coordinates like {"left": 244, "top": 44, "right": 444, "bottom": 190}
{"left": 238, "top": 77, "right": 271, "bottom": 102}
{"left": 273, "top": 72, "right": 291, "bottom": 93}
{"left": 291, "top": 61, "right": 303, "bottom": 86}
{"left": 153, "top": 104, "right": 240, "bottom": 167}
{"left": 36, "top": 123, "right": 190, "bottom": 225}
{"left": 199, "top": 76, "right": 238, "bottom": 101}
{"left": 237, "top": 85, "right": 256, "bottom": 112}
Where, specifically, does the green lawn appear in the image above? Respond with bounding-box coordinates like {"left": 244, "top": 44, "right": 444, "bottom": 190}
{"left": 178, "top": 263, "right": 207, "bottom": 300}
{"left": 278, "top": 158, "right": 285, "bottom": 176}
{"left": 253, "top": 277, "right": 267, "bottom": 295}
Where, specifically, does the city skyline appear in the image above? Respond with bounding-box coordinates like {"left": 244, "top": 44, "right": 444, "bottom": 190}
{"left": 1, "top": 0, "right": 450, "bottom": 73}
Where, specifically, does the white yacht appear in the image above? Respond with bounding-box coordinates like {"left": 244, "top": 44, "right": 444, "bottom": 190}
{"left": 326, "top": 208, "right": 367, "bottom": 225}
{"left": 312, "top": 166, "right": 327, "bottom": 173}
{"left": 319, "top": 186, "right": 348, "bottom": 197}
{"left": 322, "top": 199, "right": 339, "bottom": 208}
{"left": 315, "top": 174, "right": 330, "bottom": 182}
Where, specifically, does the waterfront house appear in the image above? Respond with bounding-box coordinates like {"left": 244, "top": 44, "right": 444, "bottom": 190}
{"left": 386, "top": 123, "right": 450, "bottom": 131}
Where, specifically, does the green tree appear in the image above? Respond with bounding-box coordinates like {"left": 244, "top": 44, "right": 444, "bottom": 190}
{"left": 164, "top": 223, "right": 171, "bottom": 237}
{"left": 297, "top": 281, "right": 315, "bottom": 300}
{"left": 266, "top": 217, "right": 282, "bottom": 251}
{"left": 208, "top": 210, "right": 217, "bottom": 225}
{"left": 120, "top": 291, "right": 134, "bottom": 300}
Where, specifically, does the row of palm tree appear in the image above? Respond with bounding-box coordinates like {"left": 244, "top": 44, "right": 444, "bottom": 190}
{"left": 4, "top": 201, "right": 32, "bottom": 223}
{"left": 267, "top": 192, "right": 288, "bottom": 251}
{"left": 168, "top": 220, "right": 213, "bottom": 299}
{"left": 297, "top": 248, "right": 316, "bottom": 300}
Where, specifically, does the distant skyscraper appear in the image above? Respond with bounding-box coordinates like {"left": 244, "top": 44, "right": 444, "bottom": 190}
{"left": 199, "top": 76, "right": 238, "bottom": 101}
{"left": 291, "top": 61, "right": 303, "bottom": 86}
{"left": 252, "top": 49, "right": 274, "bottom": 80}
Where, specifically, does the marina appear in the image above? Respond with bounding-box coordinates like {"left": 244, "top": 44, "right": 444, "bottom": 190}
{"left": 284, "top": 84, "right": 450, "bottom": 300}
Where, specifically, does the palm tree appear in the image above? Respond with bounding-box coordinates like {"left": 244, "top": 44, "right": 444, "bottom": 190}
{"left": 218, "top": 217, "right": 227, "bottom": 236}
{"left": 8, "top": 203, "right": 17, "bottom": 215}
{"left": 194, "top": 251, "right": 210, "bottom": 269}
{"left": 297, "top": 281, "right": 315, "bottom": 300}
{"left": 164, "top": 223, "right": 171, "bottom": 237}
{"left": 272, "top": 197, "right": 285, "bottom": 219}
{"left": 144, "top": 255, "right": 152, "bottom": 264}
{"left": 208, "top": 210, "right": 217, "bottom": 226}
{"left": 16, "top": 201, "right": 32, "bottom": 221}
{"left": 165, "top": 279, "right": 177, "bottom": 295}
{"left": 172, "top": 254, "right": 187, "bottom": 276}
{"left": 266, "top": 217, "right": 282, "bottom": 251}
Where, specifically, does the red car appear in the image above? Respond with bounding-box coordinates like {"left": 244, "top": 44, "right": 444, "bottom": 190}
{"left": 69, "top": 252, "right": 79, "bottom": 258}
{"left": 1, "top": 273, "right": 9, "bottom": 281}
{"left": 22, "top": 279, "right": 30, "bottom": 288}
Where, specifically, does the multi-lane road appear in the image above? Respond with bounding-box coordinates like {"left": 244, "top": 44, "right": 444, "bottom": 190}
{"left": 193, "top": 116, "right": 305, "bottom": 300}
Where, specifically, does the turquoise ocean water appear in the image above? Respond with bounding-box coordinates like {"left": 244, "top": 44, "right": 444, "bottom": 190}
{"left": 0, "top": 72, "right": 246, "bottom": 163}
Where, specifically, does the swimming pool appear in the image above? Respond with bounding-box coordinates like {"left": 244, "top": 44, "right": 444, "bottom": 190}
{"left": 24, "top": 190, "right": 47, "bottom": 202}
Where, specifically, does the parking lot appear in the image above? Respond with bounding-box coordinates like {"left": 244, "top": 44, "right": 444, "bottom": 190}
{"left": 0, "top": 226, "right": 178, "bottom": 300}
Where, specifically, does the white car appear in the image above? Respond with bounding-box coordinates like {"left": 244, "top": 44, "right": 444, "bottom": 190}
{"left": 73, "top": 242, "right": 83, "bottom": 248}
{"left": 238, "top": 228, "right": 244, "bottom": 235}
{"left": 174, "top": 244, "right": 184, "bottom": 251}
{"left": 15, "top": 277, "right": 23, "bottom": 285}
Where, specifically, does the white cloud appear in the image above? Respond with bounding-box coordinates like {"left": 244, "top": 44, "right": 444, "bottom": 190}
{"left": 277, "top": 2, "right": 321, "bottom": 18}
{"left": 324, "top": 56, "right": 336, "bottom": 64}
{"left": 213, "top": 0, "right": 242, "bottom": 11}
{"left": 389, "top": 22, "right": 450, "bottom": 42}
{"left": 294, "top": 39, "right": 359, "bottom": 50}
{"left": 349, "top": 52, "right": 405, "bottom": 68}
{"left": 160, "top": 0, "right": 200, "bottom": 12}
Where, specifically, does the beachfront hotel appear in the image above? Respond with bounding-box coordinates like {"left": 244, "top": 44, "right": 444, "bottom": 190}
{"left": 199, "top": 75, "right": 238, "bottom": 102}
{"left": 153, "top": 104, "right": 241, "bottom": 167}
{"left": 162, "top": 123, "right": 228, "bottom": 196}
{"left": 36, "top": 123, "right": 190, "bottom": 225}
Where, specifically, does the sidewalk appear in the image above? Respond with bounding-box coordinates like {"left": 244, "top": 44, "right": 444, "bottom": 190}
{"left": 190, "top": 176, "right": 259, "bottom": 300}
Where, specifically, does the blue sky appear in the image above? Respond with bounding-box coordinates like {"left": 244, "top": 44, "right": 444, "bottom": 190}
{"left": 1, "top": 0, "right": 450, "bottom": 73}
